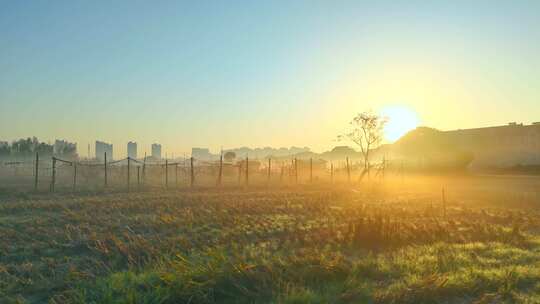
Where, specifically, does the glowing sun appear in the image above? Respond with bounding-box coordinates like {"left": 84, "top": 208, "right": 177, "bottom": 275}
{"left": 380, "top": 105, "right": 420, "bottom": 142}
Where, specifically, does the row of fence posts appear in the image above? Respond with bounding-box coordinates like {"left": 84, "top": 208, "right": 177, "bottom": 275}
{"left": 34, "top": 152, "right": 39, "bottom": 190}
{"left": 31, "top": 152, "right": 372, "bottom": 192}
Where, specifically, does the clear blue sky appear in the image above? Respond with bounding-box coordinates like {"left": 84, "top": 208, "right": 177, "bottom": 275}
{"left": 1, "top": 1, "right": 539, "bottom": 158}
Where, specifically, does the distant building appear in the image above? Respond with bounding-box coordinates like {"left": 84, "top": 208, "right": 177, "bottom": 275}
{"left": 393, "top": 123, "right": 540, "bottom": 169}
{"left": 192, "top": 148, "right": 216, "bottom": 161}
{"left": 443, "top": 122, "right": 540, "bottom": 167}
{"left": 96, "top": 141, "right": 113, "bottom": 161}
{"left": 0, "top": 141, "right": 9, "bottom": 159}
{"left": 54, "top": 139, "right": 77, "bottom": 159}
{"left": 151, "top": 143, "right": 162, "bottom": 160}
{"left": 223, "top": 146, "right": 310, "bottom": 159}
{"left": 127, "top": 141, "right": 137, "bottom": 159}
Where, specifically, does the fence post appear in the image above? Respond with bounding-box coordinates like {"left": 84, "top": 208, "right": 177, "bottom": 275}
{"left": 175, "top": 163, "right": 178, "bottom": 187}
{"left": 294, "top": 158, "right": 298, "bottom": 184}
{"left": 330, "top": 163, "right": 334, "bottom": 184}
{"left": 190, "top": 157, "right": 194, "bottom": 187}
{"left": 50, "top": 157, "right": 56, "bottom": 192}
{"left": 245, "top": 157, "right": 249, "bottom": 186}
{"left": 165, "top": 159, "right": 168, "bottom": 188}
{"left": 346, "top": 157, "right": 351, "bottom": 184}
{"left": 442, "top": 187, "right": 447, "bottom": 218}
{"left": 280, "top": 164, "right": 284, "bottom": 182}
{"left": 310, "top": 158, "right": 313, "bottom": 183}
{"left": 143, "top": 153, "right": 146, "bottom": 186}
{"left": 238, "top": 163, "right": 242, "bottom": 185}
{"left": 34, "top": 152, "right": 39, "bottom": 191}
{"left": 73, "top": 162, "right": 77, "bottom": 190}
{"left": 137, "top": 166, "right": 140, "bottom": 187}
{"left": 267, "top": 158, "right": 271, "bottom": 184}
{"left": 104, "top": 152, "right": 108, "bottom": 188}
{"left": 290, "top": 159, "right": 294, "bottom": 184}
{"left": 217, "top": 154, "right": 223, "bottom": 187}
{"left": 127, "top": 157, "right": 131, "bottom": 190}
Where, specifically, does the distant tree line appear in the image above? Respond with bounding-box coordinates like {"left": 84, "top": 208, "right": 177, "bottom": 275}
{"left": 0, "top": 137, "right": 77, "bottom": 161}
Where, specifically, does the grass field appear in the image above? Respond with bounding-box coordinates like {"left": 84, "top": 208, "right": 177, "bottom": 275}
{"left": 1, "top": 176, "right": 540, "bottom": 303}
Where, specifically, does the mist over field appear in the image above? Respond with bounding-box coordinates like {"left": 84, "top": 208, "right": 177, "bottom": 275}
{"left": 2, "top": 1, "right": 540, "bottom": 303}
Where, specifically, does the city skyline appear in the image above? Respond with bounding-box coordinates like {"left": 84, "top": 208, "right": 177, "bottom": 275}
{"left": 2, "top": 1, "right": 540, "bottom": 156}
{"left": 4, "top": 119, "right": 540, "bottom": 160}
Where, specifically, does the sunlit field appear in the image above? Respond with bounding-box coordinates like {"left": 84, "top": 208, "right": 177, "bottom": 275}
{"left": 2, "top": 175, "right": 540, "bottom": 303}
{"left": 3, "top": 1, "right": 540, "bottom": 303}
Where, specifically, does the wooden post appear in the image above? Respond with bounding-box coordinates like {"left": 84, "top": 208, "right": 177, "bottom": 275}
{"left": 165, "top": 159, "right": 168, "bottom": 188}
{"left": 442, "top": 187, "right": 447, "bottom": 218}
{"left": 238, "top": 163, "right": 242, "bottom": 185}
{"left": 346, "top": 157, "right": 351, "bottom": 184}
{"left": 175, "top": 163, "right": 179, "bottom": 187}
{"left": 267, "top": 158, "right": 271, "bottom": 184}
{"left": 190, "top": 157, "right": 194, "bottom": 187}
{"left": 245, "top": 157, "right": 249, "bottom": 186}
{"left": 310, "top": 158, "right": 313, "bottom": 183}
{"left": 104, "top": 152, "right": 108, "bottom": 187}
{"left": 34, "top": 152, "right": 39, "bottom": 191}
{"left": 217, "top": 154, "right": 223, "bottom": 186}
{"left": 294, "top": 158, "right": 298, "bottom": 184}
{"left": 280, "top": 164, "right": 284, "bottom": 182}
{"left": 142, "top": 153, "right": 146, "bottom": 185}
{"left": 127, "top": 157, "right": 131, "bottom": 190}
{"left": 137, "top": 166, "right": 140, "bottom": 187}
{"left": 330, "top": 163, "right": 334, "bottom": 184}
{"left": 50, "top": 157, "right": 56, "bottom": 192}
{"left": 73, "top": 162, "right": 77, "bottom": 190}
{"left": 290, "top": 159, "right": 294, "bottom": 183}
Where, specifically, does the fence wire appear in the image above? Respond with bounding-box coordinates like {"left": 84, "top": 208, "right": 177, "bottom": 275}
{"left": 0, "top": 154, "right": 393, "bottom": 192}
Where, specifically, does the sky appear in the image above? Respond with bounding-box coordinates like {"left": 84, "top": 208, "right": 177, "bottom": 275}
{"left": 1, "top": 1, "right": 540, "bottom": 158}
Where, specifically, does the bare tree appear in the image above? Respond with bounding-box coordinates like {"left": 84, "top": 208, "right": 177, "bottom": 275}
{"left": 340, "top": 111, "right": 387, "bottom": 178}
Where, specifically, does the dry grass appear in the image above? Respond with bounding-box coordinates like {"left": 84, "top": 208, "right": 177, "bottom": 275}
{"left": 1, "top": 176, "right": 540, "bottom": 303}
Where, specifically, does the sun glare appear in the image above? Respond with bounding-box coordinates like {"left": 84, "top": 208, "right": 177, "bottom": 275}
{"left": 380, "top": 105, "right": 420, "bottom": 142}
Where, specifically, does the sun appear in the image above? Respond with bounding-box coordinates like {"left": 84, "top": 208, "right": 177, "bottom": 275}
{"left": 380, "top": 105, "right": 420, "bottom": 142}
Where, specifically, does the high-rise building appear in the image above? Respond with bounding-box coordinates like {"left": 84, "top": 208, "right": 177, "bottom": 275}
{"left": 127, "top": 141, "right": 137, "bottom": 159}
{"left": 96, "top": 141, "right": 113, "bottom": 161}
{"left": 151, "top": 143, "right": 162, "bottom": 160}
